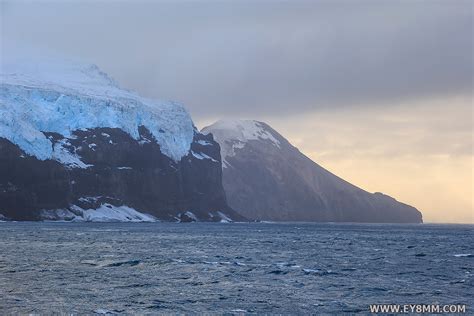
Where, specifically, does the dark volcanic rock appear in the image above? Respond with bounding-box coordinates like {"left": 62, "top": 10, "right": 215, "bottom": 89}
{"left": 202, "top": 120, "right": 423, "bottom": 223}
{"left": 0, "top": 127, "right": 243, "bottom": 221}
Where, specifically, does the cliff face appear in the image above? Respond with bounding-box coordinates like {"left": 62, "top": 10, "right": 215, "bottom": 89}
{"left": 0, "top": 128, "right": 240, "bottom": 221}
{"left": 0, "top": 61, "right": 241, "bottom": 222}
{"left": 203, "top": 120, "right": 423, "bottom": 223}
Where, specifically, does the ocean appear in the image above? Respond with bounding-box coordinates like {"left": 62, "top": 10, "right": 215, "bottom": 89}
{"left": 0, "top": 222, "right": 472, "bottom": 314}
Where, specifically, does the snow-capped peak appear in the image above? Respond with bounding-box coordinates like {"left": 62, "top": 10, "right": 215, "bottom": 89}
{"left": 203, "top": 119, "right": 280, "bottom": 146}
{"left": 0, "top": 59, "right": 195, "bottom": 162}
{"left": 202, "top": 119, "right": 280, "bottom": 168}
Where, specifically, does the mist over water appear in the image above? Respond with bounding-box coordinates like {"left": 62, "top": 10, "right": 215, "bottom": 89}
{"left": 1, "top": 222, "right": 472, "bottom": 314}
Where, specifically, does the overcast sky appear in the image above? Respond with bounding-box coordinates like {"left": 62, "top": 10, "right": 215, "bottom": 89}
{"left": 1, "top": 0, "right": 473, "bottom": 223}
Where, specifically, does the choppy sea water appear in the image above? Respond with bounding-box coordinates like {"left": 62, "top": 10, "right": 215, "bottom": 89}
{"left": 0, "top": 222, "right": 472, "bottom": 314}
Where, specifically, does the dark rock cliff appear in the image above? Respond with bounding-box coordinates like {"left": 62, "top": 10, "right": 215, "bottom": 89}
{"left": 0, "top": 127, "right": 243, "bottom": 222}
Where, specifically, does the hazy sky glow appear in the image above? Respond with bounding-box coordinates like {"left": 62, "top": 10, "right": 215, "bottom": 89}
{"left": 1, "top": 0, "right": 472, "bottom": 223}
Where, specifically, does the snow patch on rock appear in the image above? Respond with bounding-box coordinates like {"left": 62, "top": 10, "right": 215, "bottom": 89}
{"left": 41, "top": 203, "right": 157, "bottom": 222}
{"left": 202, "top": 119, "right": 280, "bottom": 168}
{"left": 192, "top": 151, "right": 218, "bottom": 162}
{"left": 196, "top": 140, "right": 213, "bottom": 146}
{"left": 51, "top": 139, "right": 92, "bottom": 169}
{"left": 184, "top": 211, "right": 198, "bottom": 221}
{"left": 217, "top": 211, "right": 233, "bottom": 223}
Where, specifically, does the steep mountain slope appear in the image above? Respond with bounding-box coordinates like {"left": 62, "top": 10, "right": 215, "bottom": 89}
{"left": 202, "top": 120, "right": 422, "bottom": 223}
{"left": 0, "top": 60, "right": 242, "bottom": 222}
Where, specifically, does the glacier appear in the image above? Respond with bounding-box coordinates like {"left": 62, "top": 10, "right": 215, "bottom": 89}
{"left": 0, "top": 60, "right": 195, "bottom": 162}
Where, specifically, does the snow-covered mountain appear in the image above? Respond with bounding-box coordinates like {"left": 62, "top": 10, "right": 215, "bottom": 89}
{"left": 0, "top": 60, "right": 243, "bottom": 222}
{"left": 202, "top": 120, "right": 423, "bottom": 223}
{"left": 1, "top": 60, "right": 194, "bottom": 162}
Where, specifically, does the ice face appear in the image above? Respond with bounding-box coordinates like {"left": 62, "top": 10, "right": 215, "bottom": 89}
{"left": 0, "top": 60, "right": 195, "bottom": 162}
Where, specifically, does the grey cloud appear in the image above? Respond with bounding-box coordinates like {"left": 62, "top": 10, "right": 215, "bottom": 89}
{"left": 1, "top": 0, "right": 472, "bottom": 120}
{"left": 268, "top": 98, "right": 473, "bottom": 161}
